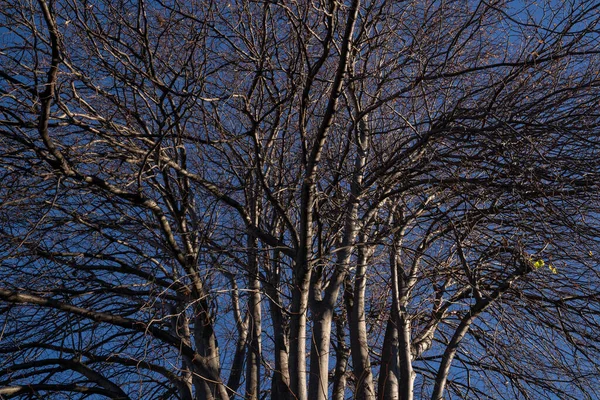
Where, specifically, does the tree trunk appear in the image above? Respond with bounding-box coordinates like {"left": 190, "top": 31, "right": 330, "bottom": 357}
{"left": 245, "top": 233, "right": 262, "bottom": 400}
{"left": 398, "top": 312, "right": 415, "bottom": 400}
{"left": 348, "top": 244, "right": 376, "bottom": 400}
{"left": 267, "top": 290, "right": 291, "bottom": 400}
{"left": 170, "top": 304, "right": 194, "bottom": 400}
{"left": 431, "top": 273, "right": 522, "bottom": 400}
{"left": 289, "top": 283, "right": 309, "bottom": 400}
{"left": 265, "top": 250, "right": 291, "bottom": 400}
{"left": 192, "top": 302, "right": 229, "bottom": 400}
{"left": 378, "top": 316, "right": 400, "bottom": 400}
{"left": 332, "top": 313, "right": 349, "bottom": 400}
{"left": 290, "top": 176, "right": 317, "bottom": 400}
{"left": 308, "top": 306, "right": 334, "bottom": 400}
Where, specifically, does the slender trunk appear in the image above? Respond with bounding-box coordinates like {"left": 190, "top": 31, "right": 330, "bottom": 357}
{"left": 379, "top": 233, "right": 411, "bottom": 400}
{"left": 290, "top": 174, "right": 317, "bottom": 400}
{"left": 347, "top": 244, "right": 376, "bottom": 400}
{"left": 431, "top": 273, "right": 522, "bottom": 400}
{"left": 267, "top": 287, "right": 290, "bottom": 399}
{"left": 308, "top": 212, "right": 360, "bottom": 400}
{"left": 290, "top": 195, "right": 311, "bottom": 400}
{"left": 332, "top": 314, "right": 349, "bottom": 400}
{"left": 290, "top": 179, "right": 312, "bottom": 400}
{"left": 378, "top": 316, "right": 419, "bottom": 400}
{"left": 192, "top": 302, "right": 229, "bottom": 400}
{"left": 395, "top": 275, "right": 414, "bottom": 398}
{"left": 308, "top": 306, "right": 334, "bottom": 400}
{"left": 398, "top": 313, "right": 415, "bottom": 400}
{"left": 170, "top": 304, "right": 194, "bottom": 400}
{"left": 265, "top": 248, "right": 291, "bottom": 399}
{"left": 430, "top": 313, "right": 476, "bottom": 400}
{"left": 289, "top": 282, "right": 309, "bottom": 400}
{"left": 378, "top": 316, "right": 399, "bottom": 400}
{"left": 226, "top": 314, "right": 248, "bottom": 398}
{"left": 245, "top": 282, "right": 261, "bottom": 400}
{"left": 391, "top": 226, "right": 417, "bottom": 400}
{"left": 245, "top": 233, "right": 261, "bottom": 400}
{"left": 226, "top": 274, "right": 248, "bottom": 399}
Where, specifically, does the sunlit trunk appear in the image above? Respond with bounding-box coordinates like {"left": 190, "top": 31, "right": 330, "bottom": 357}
{"left": 289, "top": 282, "right": 309, "bottom": 400}
{"left": 245, "top": 233, "right": 261, "bottom": 400}
{"left": 398, "top": 313, "right": 415, "bottom": 400}
{"left": 332, "top": 314, "right": 349, "bottom": 400}
{"left": 193, "top": 302, "right": 229, "bottom": 400}
{"left": 308, "top": 306, "right": 334, "bottom": 400}
{"left": 378, "top": 316, "right": 400, "bottom": 400}
{"left": 348, "top": 244, "right": 376, "bottom": 400}
{"left": 265, "top": 249, "right": 291, "bottom": 399}
{"left": 170, "top": 304, "right": 194, "bottom": 400}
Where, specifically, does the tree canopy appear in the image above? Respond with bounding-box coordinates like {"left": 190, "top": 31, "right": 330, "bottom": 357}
{"left": 1, "top": 0, "right": 600, "bottom": 399}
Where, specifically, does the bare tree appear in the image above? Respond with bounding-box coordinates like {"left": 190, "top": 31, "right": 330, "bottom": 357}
{"left": 2, "top": 0, "right": 600, "bottom": 399}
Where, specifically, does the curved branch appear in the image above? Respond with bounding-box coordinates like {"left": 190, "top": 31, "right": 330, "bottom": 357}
{"left": 0, "top": 289, "right": 227, "bottom": 393}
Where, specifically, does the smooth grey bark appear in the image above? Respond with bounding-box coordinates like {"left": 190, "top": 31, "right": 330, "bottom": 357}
{"left": 393, "top": 263, "right": 415, "bottom": 400}
{"left": 170, "top": 304, "right": 194, "bottom": 400}
{"left": 347, "top": 243, "right": 376, "bottom": 400}
{"left": 265, "top": 249, "right": 291, "bottom": 400}
{"left": 307, "top": 191, "right": 362, "bottom": 400}
{"left": 308, "top": 212, "right": 359, "bottom": 400}
{"left": 226, "top": 317, "right": 249, "bottom": 399}
{"left": 379, "top": 227, "right": 418, "bottom": 400}
{"left": 267, "top": 296, "right": 291, "bottom": 400}
{"left": 307, "top": 305, "right": 335, "bottom": 400}
{"left": 289, "top": 215, "right": 312, "bottom": 400}
{"left": 192, "top": 301, "right": 228, "bottom": 400}
{"left": 378, "top": 316, "right": 400, "bottom": 400}
{"left": 332, "top": 313, "right": 350, "bottom": 400}
{"left": 397, "top": 313, "right": 415, "bottom": 400}
{"left": 289, "top": 169, "right": 315, "bottom": 400}
{"left": 245, "top": 231, "right": 262, "bottom": 400}
{"left": 225, "top": 275, "right": 249, "bottom": 399}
